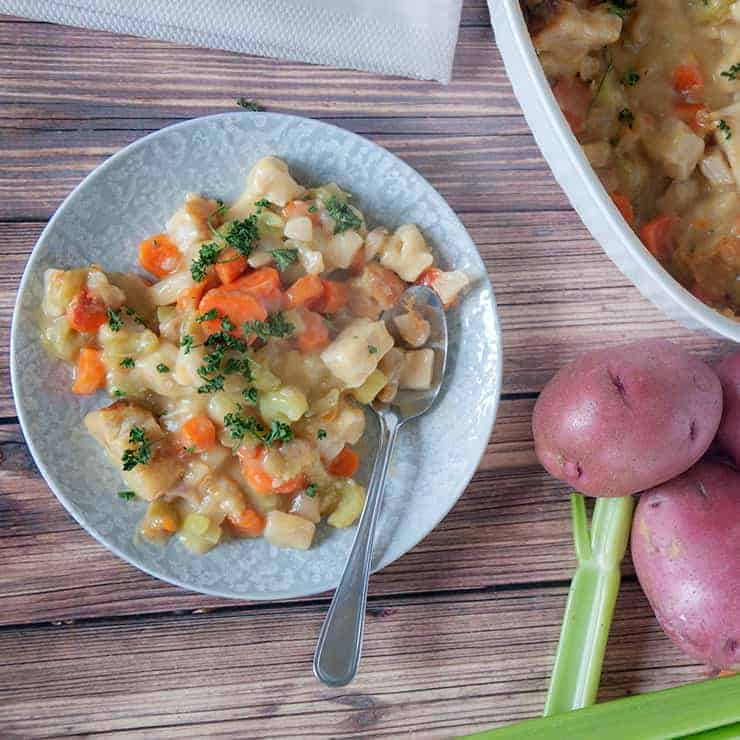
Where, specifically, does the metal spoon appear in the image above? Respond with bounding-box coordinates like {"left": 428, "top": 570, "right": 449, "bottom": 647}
{"left": 313, "top": 285, "right": 448, "bottom": 687}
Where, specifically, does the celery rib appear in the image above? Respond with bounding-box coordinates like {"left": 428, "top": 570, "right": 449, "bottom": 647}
{"left": 544, "top": 494, "right": 635, "bottom": 716}
{"left": 467, "top": 674, "right": 740, "bottom": 739}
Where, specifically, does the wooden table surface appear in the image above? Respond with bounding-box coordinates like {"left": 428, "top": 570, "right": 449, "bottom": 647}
{"left": 0, "top": 2, "right": 730, "bottom": 736}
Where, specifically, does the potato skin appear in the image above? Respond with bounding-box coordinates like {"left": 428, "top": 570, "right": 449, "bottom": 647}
{"left": 716, "top": 350, "right": 740, "bottom": 466}
{"left": 532, "top": 340, "right": 722, "bottom": 496}
{"left": 631, "top": 462, "right": 740, "bottom": 670}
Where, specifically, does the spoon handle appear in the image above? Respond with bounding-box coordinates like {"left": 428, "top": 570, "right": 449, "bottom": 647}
{"left": 313, "top": 409, "right": 401, "bottom": 687}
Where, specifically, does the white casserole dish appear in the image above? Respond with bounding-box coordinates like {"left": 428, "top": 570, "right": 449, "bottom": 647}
{"left": 489, "top": 0, "right": 740, "bottom": 342}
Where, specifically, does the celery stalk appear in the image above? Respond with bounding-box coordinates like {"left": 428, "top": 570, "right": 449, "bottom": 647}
{"left": 467, "top": 674, "right": 740, "bottom": 739}
{"left": 544, "top": 494, "right": 635, "bottom": 715}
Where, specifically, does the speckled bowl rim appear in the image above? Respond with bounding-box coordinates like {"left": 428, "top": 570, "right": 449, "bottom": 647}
{"left": 10, "top": 112, "right": 503, "bottom": 601}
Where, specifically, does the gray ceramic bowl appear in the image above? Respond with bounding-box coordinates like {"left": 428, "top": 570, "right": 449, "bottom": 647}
{"left": 11, "top": 113, "right": 502, "bottom": 600}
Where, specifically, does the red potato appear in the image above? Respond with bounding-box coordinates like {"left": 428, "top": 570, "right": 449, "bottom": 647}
{"left": 716, "top": 350, "right": 740, "bottom": 466}
{"left": 532, "top": 340, "right": 723, "bottom": 497}
{"left": 631, "top": 461, "right": 740, "bottom": 670}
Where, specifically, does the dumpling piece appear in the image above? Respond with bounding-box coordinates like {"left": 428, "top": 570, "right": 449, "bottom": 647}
{"left": 400, "top": 349, "right": 435, "bottom": 391}
{"left": 380, "top": 224, "right": 434, "bottom": 282}
{"left": 84, "top": 400, "right": 184, "bottom": 501}
{"left": 320, "top": 317, "right": 394, "bottom": 388}
{"left": 244, "top": 156, "right": 305, "bottom": 207}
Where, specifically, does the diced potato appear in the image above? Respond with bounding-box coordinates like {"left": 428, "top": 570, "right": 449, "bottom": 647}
{"left": 364, "top": 227, "right": 388, "bottom": 260}
{"left": 207, "top": 391, "right": 245, "bottom": 426}
{"left": 307, "top": 388, "right": 340, "bottom": 419}
{"left": 377, "top": 347, "right": 405, "bottom": 404}
{"left": 165, "top": 194, "right": 216, "bottom": 258}
{"left": 712, "top": 103, "right": 740, "bottom": 189}
{"left": 156, "top": 305, "right": 181, "bottom": 343}
{"left": 687, "top": 0, "right": 735, "bottom": 24}
{"left": 179, "top": 512, "right": 222, "bottom": 554}
{"left": 315, "top": 403, "right": 366, "bottom": 462}
{"left": 380, "top": 224, "right": 434, "bottom": 282}
{"left": 42, "top": 268, "right": 86, "bottom": 318}
{"left": 284, "top": 216, "right": 313, "bottom": 242}
{"left": 86, "top": 269, "right": 126, "bottom": 309}
{"left": 294, "top": 242, "right": 325, "bottom": 275}
{"left": 139, "top": 498, "right": 179, "bottom": 543}
{"left": 251, "top": 362, "right": 281, "bottom": 392}
{"left": 324, "top": 229, "right": 364, "bottom": 270}
{"left": 428, "top": 269, "right": 471, "bottom": 307}
{"left": 264, "top": 511, "right": 315, "bottom": 550}
{"left": 40, "top": 316, "right": 86, "bottom": 361}
{"left": 290, "top": 491, "right": 321, "bottom": 523}
{"left": 259, "top": 386, "right": 309, "bottom": 423}
{"left": 320, "top": 317, "right": 394, "bottom": 388}
{"left": 394, "top": 311, "right": 431, "bottom": 348}
{"left": 244, "top": 156, "right": 305, "bottom": 206}
{"left": 642, "top": 119, "right": 705, "bottom": 181}
{"left": 400, "top": 349, "right": 434, "bottom": 391}
{"left": 351, "top": 369, "right": 388, "bottom": 404}
{"left": 327, "top": 481, "right": 366, "bottom": 528}
{"left": 701, "top": 147, "right": 735, "bottom": 188}
{"left": 149, "top": 269, "right": 195, "bottom": 306}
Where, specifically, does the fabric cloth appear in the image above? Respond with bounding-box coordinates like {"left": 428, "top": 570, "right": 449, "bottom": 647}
{"left": 0, "top": 0, "right": 463, "bottom": 82}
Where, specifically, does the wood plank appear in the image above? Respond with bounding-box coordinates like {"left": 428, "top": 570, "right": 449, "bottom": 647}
{"left": 0, "top": 216, "right": 726, "bottom": 417}
{"left": 0, "top": 399, "right": 589, "bottom": 626}
{"left": 0, "top": 129, "right": 563, "bottom": 221}
{"left": 0, "top": 582, "right": 709, "bottom": 738}
{"left": 0, "top": 25, "right": 514, "bottom": 125}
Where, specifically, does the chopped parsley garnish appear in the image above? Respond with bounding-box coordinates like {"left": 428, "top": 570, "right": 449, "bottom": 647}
{"left": 254, "top": 198, "right": 271, "bottom": 209}
{"left": 223, "top": 411, "right": 293, "bottom": 447}
{"left": 368, "top": 345, "right": 378, "bottom": 354}
{"left": 113, "top": 388, "right": 126, "bottom": 397}
{"left": 197, "top": 308, "right": 219, "bottom": 323}
{"left": 307, "top": 204, "right": 318, "bottom": 213}
{"left": 117, "top": 490, "right": 136, "bottom": 501}
{"left": 236, "top": 97, "right": 263, "bottom": 111}
{"left": 618, "top": 108, "right": 635, "bottom": 128}
{"left": 197, "top": 374, "right": 225, "bottom": 394}
{"left": 121, "top": 426, "right": 152, "bottom": 471}
{"left": 184, "top": 446, "right": 196, "bottom": 455}
{"left": 718, "top": 119, "right": 732, "bottom": 140}
{"left": 223, "top": 356, "right": 253, "bottom": 380}
{"left": 190, "top": 242, "right": 221, "bottom": 282}
{"left": 243, "top": 311, "right": 295, "bottom": 340}
{"left": 270, "top": 248, "right": 299, "bottom": 271}
{"left": 305, "top": 483, "right": 318, "bottom": 498}
{"left": 326, "top": 195, "right": 362, "bottom": 234}
{"left": 107, "top": 308, "right": 122, "bottom": 332}
{"left": 721, "top": 63, "right": 740, "bottom": 81}
{"left": 181, "top": 334, "right": 195, "bottom": 354}
{"left": 156, "top": 363, "right": 170, "bottom": 373}
{"left": 224, "top": 215, "right": 259, "bottom": 258}
{"left": 242, "top": 387, "right": 258, "bottom": 404}
{"left": 622, "top": 70, "right": 640, "bottom": 86}
{"left": 317, "top": 429, "right": 327, "bottom": 440}
{"left": 221, "top": 316, "right": 235, "bottom": 332}
{"left": 120, "top": 357, "right": 135, "bottom": 369}
{"left": 607, "top": 0, "right": 636, "bottom": 17}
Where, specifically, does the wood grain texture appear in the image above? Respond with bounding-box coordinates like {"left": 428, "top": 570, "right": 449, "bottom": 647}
{"left": 0, "top": 582, "right": 711, "bottom": 738}
{"left": 0, "top": 0, "right": 726, "bottom": 734}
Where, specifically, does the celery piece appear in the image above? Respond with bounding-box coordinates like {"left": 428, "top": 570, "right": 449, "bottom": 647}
{"left": 466, "top": 674, "right": 740, "bottom": 739}
{"left": 544, "top": 494, "right": 635, "bottom": 715}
